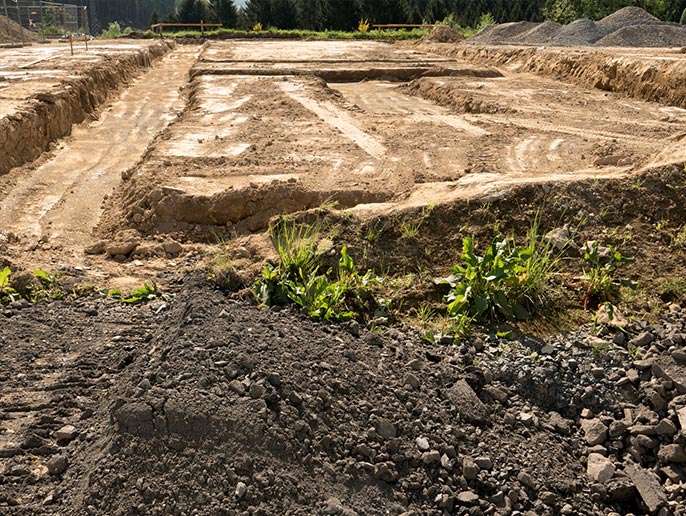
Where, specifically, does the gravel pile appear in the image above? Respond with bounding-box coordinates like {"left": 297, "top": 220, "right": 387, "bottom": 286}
{"left": 512, "top": 21, "right": 562, "bottom": 45}
{"left": 2, "top": 273, "right": 686, "bottom": 515}
{"left": 470, "top": 21, "right": 538, "bottom": 45}
{"left": 469, "top": 6, "right": 686, "bottom": 48}
{"left": 549, "top": 19, "right": 606, "bottom": 46}
{"left": 595, "top": 24, "right": 686, "bottom": 48}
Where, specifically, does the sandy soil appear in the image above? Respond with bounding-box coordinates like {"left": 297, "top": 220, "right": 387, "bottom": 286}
{"left": 1, "top": 38, "right": 686, "bottom": 283}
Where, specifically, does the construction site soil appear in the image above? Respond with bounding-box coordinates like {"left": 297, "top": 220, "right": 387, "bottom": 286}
{"left": 2, "top": 16, "right": 686, "bottom": 515}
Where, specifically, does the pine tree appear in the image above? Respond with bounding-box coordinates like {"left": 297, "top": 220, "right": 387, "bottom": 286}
{"left": 242, "top": 0, "right": 272, "bottom": 27}
{"left": 211, "top": 0, "right": 238, "bottom": 28}
{"left": 271, "top": 0, "right": 299, "bottom": 29}
{"left": 296, "top": 0, "right": 332, "bottom": 30}
{"left": 149, "top": 9, "right": 160, "bottom": 28}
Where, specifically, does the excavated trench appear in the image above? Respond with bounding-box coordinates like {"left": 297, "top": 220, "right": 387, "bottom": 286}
{"left": 95, "top": 40, "right": 686, "bottom": 251}
{"left": 0, "top": 41, "right": 174, "bottom": 176}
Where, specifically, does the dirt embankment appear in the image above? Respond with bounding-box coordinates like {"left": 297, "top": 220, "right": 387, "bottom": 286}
{"left": 419, "top": 43, "right": 686, "bottom": 109}
{"left": 0, "top": 41, "right": 174, "bottom": 176}
{"left": 0, "top": 15, "right": 38, "bottom": 45}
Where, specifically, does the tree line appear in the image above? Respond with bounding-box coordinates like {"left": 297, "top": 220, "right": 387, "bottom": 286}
{"left": 178, "top": 0, "right": 686, "bottom": 31}
{"left": 60, "top": 0, "right": 686, "bottom": 33}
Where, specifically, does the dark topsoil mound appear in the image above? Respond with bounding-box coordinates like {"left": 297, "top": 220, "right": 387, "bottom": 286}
{"left": 469, "top": 6, "right": 686, "bottom": 48}
{"left": 2, "top": 271, "right": 686, "bottom": 515}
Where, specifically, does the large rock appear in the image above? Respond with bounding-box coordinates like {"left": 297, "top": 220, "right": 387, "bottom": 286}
{"left": 587, "top": 453, "right": 615, "bottom": 483}
{"left": 677, "top": 406, "right": 686, "bottom": 435}
{"left": 657, "top": 444, "right": 686, "bottom": 464}
{"left": 652, "top": 357, "right": 686, "bottom": 394}
{"left": 446, "top": 379, "right": 490, "bottom": 425}
{"left": 625, "top": 464, "right": 667, "bottom": 513}
{"left": 581, "top": 418, "right": 608, "bottom": 446}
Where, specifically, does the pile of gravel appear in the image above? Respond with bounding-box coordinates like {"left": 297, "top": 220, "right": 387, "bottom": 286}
{"left": 469, "top": 6, "right": 686, "bottom": 48}
{"left": 595, "top": 24, "right": 686, "bottom": 48}
{"left": 549, "top": 18, "right": 606, "bottom": 46}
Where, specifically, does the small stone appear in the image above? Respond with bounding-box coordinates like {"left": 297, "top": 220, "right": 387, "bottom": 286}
{"left": 235, "top": 481, "right": 247, "bottom": 499}
{"left": 677, "top": 407, "right": 686, "bottom": 435}
{"left": 456, "top": 491, "right": 479, "bottom": 505}
{"left": 560, "top": 504, "right": 574, "bottom": 515}
{"left": 654, "top": 419, "right": 677, "bottom": 437}
{"left": 422, "top": 450, "right": 441, "bottom": 465}
{"left": 163, "top": 240, "right": 183, "bottom": 255}
{"left": 580, "top": 408, "right": 593, "bottom": 418}
{"left": 582, "top": 419, "right": 608, "bottom": 446}
{"left": 229, "top": 380, "right": 245, "bottom": 394}
{"left": 105, "top": 240, "right": 138, "bottom": 257}
{"left": 375, "top": 418, "right": 396, "bottom": 440}
{"left": 519, "top": 412, "right": 534, "bottom": 426}
{"left": 463, "top": 457, "right": 479, "bottom": 480}
{"left": 249, "top": 383, "right": 265, "bottom": 399}
{"left": 626, "top": 369, "right": 640, "bottom": 382}
{"left": 539, "top": 491, "right": 558, "bottom": 506}
{"left": 415, "top": 437, "right": 430, "bottom": 452}
{"left": 629, "top": 332, "right": 654, "bottom": 348}
{"left": 47, "top": 455, "right": 68, "bottom": 476}
{"left": 625, "top": 464, "right": 667, "bottom": 513}
{"left": 404, "top": 373, "right": 420, "bottom": 390}
{"left": 267, "top": 372, "right": 281, "bottom": 387}
{"left": 657, "top": 444, "right": 686, "bottom": 463}
{"left": 324, "top": 497, "right": 343, "bottom": 515}
{"left": 373, "top": 461, "right": 398, "bottom": 482}
{"left": 540, "top": 344, "right": 554, "bottom": 355}
{"left": 84, "top": 241, "right": 106, "bottom": 255}
{"left": 517, "top": 471, "right": 536, "bottom": 489}
{"left": 609, "top": 420, "right": 628, "bottom": 438}
{"left": 587, "top": 453, "right": 615, "bottom": 483}
{"left": 440, "top": 454, "right": 452, "bottom": 470}
{"left": 474, "top": 456, "right": 493, "bottom": 470}
{"left": 54, "top": 425, "right": 78, "bottom": 442}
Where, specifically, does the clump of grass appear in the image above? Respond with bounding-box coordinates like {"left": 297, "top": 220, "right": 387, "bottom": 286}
{"left": 581, "top": 241, "right": 636, "bottom": 310}
{"left": 254, "top": 218, "right": 380, "bottom": 321}
{"left": 436, "top": 217, "right": 558, "bottom": 323}
{"left": 399, "top": 203, "right": 435, "bottom": 240}
{"left": 207, "top": 241, "right": 244, "bottom": 291}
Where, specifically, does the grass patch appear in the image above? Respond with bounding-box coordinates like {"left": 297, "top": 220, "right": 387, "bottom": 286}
{"left": 254, "top": 218, "right": 381, "bottom": 322}
{"left": 157, "top": 27, "right": 429, "bottom": 41}
{"left": 436, "top": 218, "right": 558, "bottom": 324}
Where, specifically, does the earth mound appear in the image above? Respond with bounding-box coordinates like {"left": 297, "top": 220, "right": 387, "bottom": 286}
{"left": 0, "top": 15, "right": 38, "bottom": 44}
{"left": 468, "top": 6, "right": 686, "bottom": 48}
{"left": 597, "top": 6, "right": 660, "bottom": 28}
{"left": 420, "top": 25, "right": 465, "bottom": 43}
{"left": 595, "top": 24, "right": 686, "bottom": 48}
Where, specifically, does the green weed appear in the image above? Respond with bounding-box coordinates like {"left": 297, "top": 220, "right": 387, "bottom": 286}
{"left": 109, "top": 284, "right": 158, "bottom": 304}
{"left": 254, "top": 220, "right": 380, "bottom": 321}
{"left": 0, "top": 267, "right": 20, "bottom": 305}
{"left": 399, "top": 203, "right": 435, "bottom": 240}
{"left": 582, "top": 241, "right": 636, "bottom": 310}
{"left": 436, "top": 218, "right": 557, "bottom": 323}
